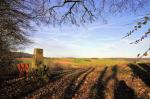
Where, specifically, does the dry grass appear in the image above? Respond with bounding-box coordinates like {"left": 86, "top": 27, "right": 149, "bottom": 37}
{"left": 17, "top": 57, "right": 150, "bottom": 67}
{"left": 1, "top": 58, "right": 149, "bottom": 98}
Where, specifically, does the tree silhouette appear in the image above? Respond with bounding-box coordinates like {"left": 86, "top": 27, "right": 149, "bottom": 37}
{"left": 0, "top": 0, "right": 149, "bottom": 68}
{"left": 123, "top": 15, "right": 150, "bottom": 58}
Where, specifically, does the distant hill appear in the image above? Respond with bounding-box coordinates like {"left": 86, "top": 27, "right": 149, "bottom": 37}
{"left": 12, "top": 52, "right": 32, "bottom": 58}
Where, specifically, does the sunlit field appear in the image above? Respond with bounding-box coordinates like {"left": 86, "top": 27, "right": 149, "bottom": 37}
{"left": 0, "top": 58, "right": 150, "bottom": 99}
{"left": 18, "top": 57, "right": 150, "bottom": 67}
{"left": 1, "top": 0, "right": 150, "bottom": 98}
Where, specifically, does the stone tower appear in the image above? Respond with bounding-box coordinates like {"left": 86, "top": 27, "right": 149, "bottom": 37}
{"left": 32, "top": 48, "right": 44, "bottom": 68}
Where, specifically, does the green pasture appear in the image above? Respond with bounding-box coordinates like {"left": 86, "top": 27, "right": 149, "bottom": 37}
{"left": 18, "top": 58, "right": 150, "bottom": 67}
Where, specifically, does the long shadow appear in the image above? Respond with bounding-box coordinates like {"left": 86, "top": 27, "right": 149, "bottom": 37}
{"left": 128, "top": 64, "right": 150, "bottom": 87}
{"left": 63, "top": 68, "right": 94, "bottom": 99}
{"left": 41, "top": 68, "right": 89, "bottom": 99}
{"left": 138, "top": 63, "right": 150, "bottom": 72}
{"left": 113, "top": 65, "right": 136, "bottom": 99}
{"left": 18, "top": 69, "right": 78, "bottom": 98}
{"left": 89, "top": 65, "right": 136, "bottom": 99}
{"left": 114, "top": 80, "right": 135, "bottom": 99}
{"left": 0, "top": 69, "right": 77, "bottom": 99}
{"left": 91, "top": 65, "right": 134, "bottom": 99}
{"left": 90, "top": 65, "right": 119, "bottom": 99}
{"left": 89, "top": 66, "right": 108, "bottom": 99}
{"left": 98, "top": 65, "right": 118, "bottom": 98}
{"left": 105, "top": 65, "right": 118, "bottom": 84}
{"left": 97, "top": 66, "right": 111, "bottom": 99}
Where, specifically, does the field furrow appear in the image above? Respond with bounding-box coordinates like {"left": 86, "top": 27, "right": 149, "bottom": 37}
{"left": 60, "top": 67, "right": 95, "bottom": 99}
{"left": 73, "top": 66, "right": 103, "bottom": 99}
{"left": 40, "top": 68, "right": 90, "bottom": 99}
{"left": 0, "top": 69, "right": 76, "bottom": 99}
{"left": 24, "top": 68, "right": 86, "bottom": 99}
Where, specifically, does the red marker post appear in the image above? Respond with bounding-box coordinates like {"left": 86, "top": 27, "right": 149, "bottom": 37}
{"left": 25, "top": 64, "right": 29, "bottom": 78}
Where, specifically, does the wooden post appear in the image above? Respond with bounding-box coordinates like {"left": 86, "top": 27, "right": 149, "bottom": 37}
{"left": 32, "top": 48, "right": 44, "bottom": 69}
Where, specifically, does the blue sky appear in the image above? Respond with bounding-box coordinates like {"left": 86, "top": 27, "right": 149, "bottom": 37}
{"left": 23, "top": 2, "right": 150, "bottom": 58}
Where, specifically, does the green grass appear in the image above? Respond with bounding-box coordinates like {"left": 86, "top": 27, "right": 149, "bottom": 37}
{"left": 18, "top": 58, "right": 150, "bottom": 68}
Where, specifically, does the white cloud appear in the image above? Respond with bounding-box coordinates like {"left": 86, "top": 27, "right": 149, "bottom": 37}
{"left": 23, "top": 16, "right": 150, "bottom": 58}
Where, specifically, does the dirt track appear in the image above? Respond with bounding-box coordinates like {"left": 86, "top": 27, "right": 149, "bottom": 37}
{"left": 0, "top": 64, "right": 150, "bottom": 99}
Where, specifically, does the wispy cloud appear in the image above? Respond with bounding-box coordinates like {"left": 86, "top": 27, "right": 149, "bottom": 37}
{"left": 23, "top": 14, "right": 150, "bottom": 58}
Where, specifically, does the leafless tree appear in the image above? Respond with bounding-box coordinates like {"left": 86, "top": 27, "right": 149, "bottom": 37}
{"left": 0, "top": 0, "right": 149, "bottom": 69}
{"left": 31, "top": 0, "right": 147, "bottom": 25}
{"left": 123, "top": 14, "right": 150, "bottom": 58}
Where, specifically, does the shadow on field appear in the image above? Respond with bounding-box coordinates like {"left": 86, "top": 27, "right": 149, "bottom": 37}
{"left": 114, "top": 80, "right": 135, "bottom": 99}
{"left": 138, "top": 63, "right": 150, "bottom": 72}
{"left": 89, "top": 66, "right": 108, "bottom": 99}
{"left": 96, "top": 66, "right": 108, "bottom": 99}
{"left": 63, "top": 68, "right": 94, "bottom": 99}
{"left": 90, "top": 65, "right": 136, "bottom": 99}
{"left": 90, "top": 66, "right": 118, "bottom": 99}
{"left": 129, "top": 63, "right": 150, "bottom": 87}
{"left": 0, "top": 69, "right": 77, "bottom": 99}
{"left": 112, "top": 66, "right": 136, "bottom": 99}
